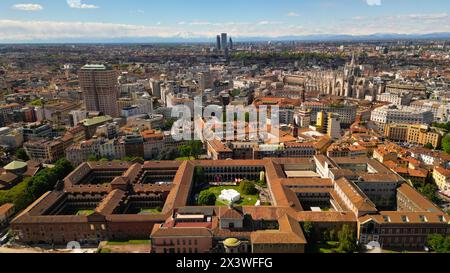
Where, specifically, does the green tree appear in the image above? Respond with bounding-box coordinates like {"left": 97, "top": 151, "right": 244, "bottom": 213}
{"left": 190, "top": 140, "right": 203, "bottom": 159}
{"left": 231, "top": 89, "right": 241, "bottom": 97}
{"left": 12, "top": 186, "right": 34, "bottom": 211}
{"left": 178, "top": 145, "right": 193, "bottom": 158}
{"left": 163, "top": 118, "right": 176, "bottom": 130}
{"left": 198, "top": 190, "right": 216, "bottom": 205}
{"left": 29, "top": 99, "right": 43, "bottom": 106}
{"left": 302, "top": 222, "right": 314, "bottom": 239}
{"left": 52, "top": 158, "right": 74, "bottom": 178}
{"left": 427, "top": 234, "right": 450, "bottom": 253}
{"left": 432, "top": 122, "right": 450, "bottom": 132}
{"left": 194, "top": 166, "right": 206, "bottom": 184}
{"left": 442, "top": 134, "right": 450, "bottom": 154}
{"left": 15, "top": 148, "right": 29, "bottom": 161}
{"left": 157, "top": 147, "right": 180, "bottom": 160}
{"left": 87, "top": 154, "right": 98, "bottom": 161}
{"left": 240, "top": 181, "right": 258, "bottom": 195}
{"left": 338, "top": 224, "right": 357, "bottom": 253}
{"left": 418, "top": 183, "right": 440, "bottom": 204}
{"left": 26, "top": 159, "right": 74, "bottom": 199}
{"left": 424, "top": 143, "right": 434, "bottom": 150}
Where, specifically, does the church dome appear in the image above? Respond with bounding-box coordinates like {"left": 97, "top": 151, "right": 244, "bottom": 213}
{"left": 223, "top": 238, "right": 241, "bottom": 248}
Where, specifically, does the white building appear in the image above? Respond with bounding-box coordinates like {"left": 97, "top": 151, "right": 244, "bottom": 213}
{"left": 371, "top": 105, "right": 433, "bottom": 131}
{"left": 219, "top": 189, "right": 241, "bottom": 204}
{"left": 376, "top": 92, "right": 412, "bottom": 106}
{"left": 99, "top": 139, "right": 126, "bottom": 160}
{"left": 0, "top": 127, "right": 23, "bottom": 149}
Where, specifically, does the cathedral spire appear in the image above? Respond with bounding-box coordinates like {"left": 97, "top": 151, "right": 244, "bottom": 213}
{"left": 350, "top": 52, "right": 356, "bottom": 66}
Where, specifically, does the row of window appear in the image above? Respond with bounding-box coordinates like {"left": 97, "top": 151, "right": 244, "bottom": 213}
{"left": 161, "top": 239, "right": 199, "bottom": 246}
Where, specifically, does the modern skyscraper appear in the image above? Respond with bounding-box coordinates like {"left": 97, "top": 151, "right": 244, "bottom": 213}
{"left": 216, "top": 35, "right": 221, "bottom": 50}
{"left": 221, "top": 33, "right": 228, "bottom": 51}
{"left": 79, "top": 64, "right": 119, "bottom": 117}
{"left": 229, "top": 37, "right": 233, "bottom": 50}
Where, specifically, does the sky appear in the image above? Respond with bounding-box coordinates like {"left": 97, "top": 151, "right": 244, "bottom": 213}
{"left": 0, "top": 0, "right": 449, "bottom": 42}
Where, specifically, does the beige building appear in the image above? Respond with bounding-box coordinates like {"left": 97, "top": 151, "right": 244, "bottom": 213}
{"left": 384, "top": 124, "right": 443, "bottom": 148}
{"left": 433, "top": 166, "right": 450, "bottom": 192}
{"left": 79, "top": 64, "right": 119, "bottom": 117}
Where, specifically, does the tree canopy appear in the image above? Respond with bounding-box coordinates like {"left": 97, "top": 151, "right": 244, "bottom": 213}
{"left": 442, "top": 135, "right": 450, "bottom": 154}
{"left": 157, "top": 147, "right": 180, "bottom": 160}
{"left": 427, "top": 234, "right": 450, "bottom": 253}
{"left": 0, "top": 159, "right": 74, "bottom": 211}
{"left": 177, "top": 140, "right": 203, "bottom": 159}
{"left": 338, "top": 224, "right": 357, "bottom": 253}
{"left": 239, "top": 181, "right": 258, "bottom": 195}
{"left": 198, "top": 191, "right": 216, "bottom": 206}
{"left": 15, "top": 148, "right": 29, "bottom": 161}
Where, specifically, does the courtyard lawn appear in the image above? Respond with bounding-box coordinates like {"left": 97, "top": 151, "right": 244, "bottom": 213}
{"left": 204, "top": 185, "right": 259, "bottom": 206}
{"left": 308, "top": 241, "right": 343, "bottom": 253}
{"left": 107, "top": 240, "right": 150, "bottom": 246}
{"left": 0, "top": 178, "right": 32, "bottom": 210}
{"left": 176, "top": 157, "right": 195, "bottom": 161}
{"left": 139, "top": 208, "right": 162, "bottom": 214}
{"left": 76, "top": 210, "right": 95, "bottom": 216}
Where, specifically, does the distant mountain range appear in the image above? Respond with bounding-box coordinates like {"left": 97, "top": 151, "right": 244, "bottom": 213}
{"left": 2, "top": 32, "right": 450, "bottom": 44}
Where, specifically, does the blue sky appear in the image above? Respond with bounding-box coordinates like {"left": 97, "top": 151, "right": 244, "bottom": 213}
{"left": 0, "top": 0, "right": 449, "bottom": 41}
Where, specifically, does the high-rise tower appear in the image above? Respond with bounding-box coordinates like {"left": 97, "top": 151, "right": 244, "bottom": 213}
{"left": 79, "top": 64, "right": 119, "bottom": 117}
{"left": 221, "top": 33, "right": 228, "bottom": 51}
{"left": 216, "top": 35, "right": 221, "bottom": 50}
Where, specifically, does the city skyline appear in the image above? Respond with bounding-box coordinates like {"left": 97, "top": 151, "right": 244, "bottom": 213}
{"left": 0, "top": 0, "right": 449, "bottom": 42}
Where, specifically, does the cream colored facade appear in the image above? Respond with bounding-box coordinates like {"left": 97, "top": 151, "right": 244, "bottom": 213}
{"left": 384, "top": 124, "right": 442, "bottom": 148}
{"left": 433, "top": 166, "right": 450, "bottom": 192}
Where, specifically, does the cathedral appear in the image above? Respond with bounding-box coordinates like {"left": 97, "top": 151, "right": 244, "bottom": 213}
{"left": 287, "top": 53, "right": 384, "bottom": 100}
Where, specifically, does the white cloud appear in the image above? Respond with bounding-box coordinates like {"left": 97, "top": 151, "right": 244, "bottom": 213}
{"left": 0, "top": 13, "right": 449, "bottom": 42}
{"left": 287, "top": 12, "right": 299, "bottom": 17}
{"left": 366, "top": 0, "right": 381, "bottom": 6}
{"left": 12, "top": 3, "right": 43, "bottom": 11}
{"left": 406, "top": 13, "right": 448, "bottom": 20}
{"left": 189, "top": 22, "right": 212, "bottom": 26}
{"left": 258, "top": 21, "right": 283, "bottom": 25}
{"left": 67, "top": 0, "right": 98, "bottom": 9}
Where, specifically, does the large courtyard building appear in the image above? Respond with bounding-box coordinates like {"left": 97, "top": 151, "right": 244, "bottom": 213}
{"left": 10, "top": 156, "right": 448, "bottom": 252}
